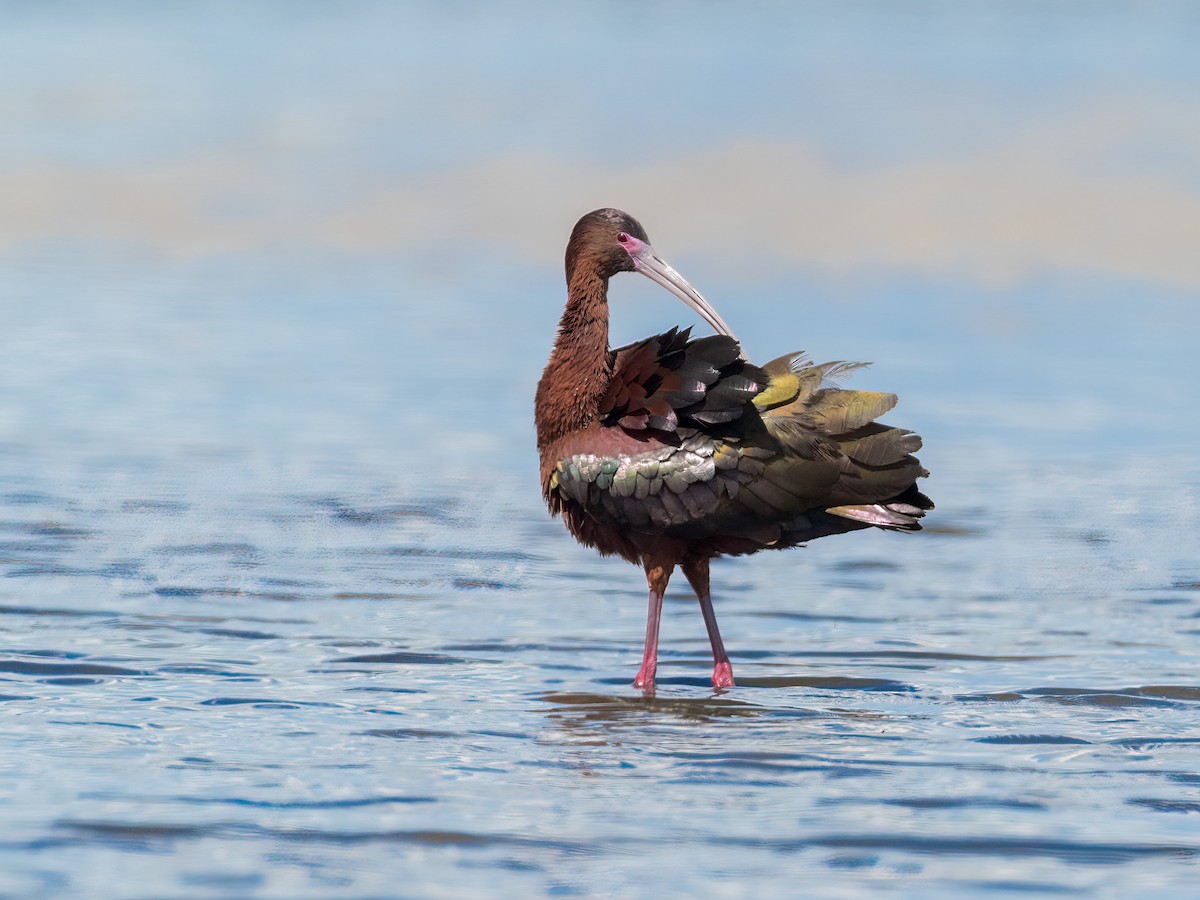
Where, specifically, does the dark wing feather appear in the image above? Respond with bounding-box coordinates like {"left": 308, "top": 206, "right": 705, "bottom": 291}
{"left": 601, "top": 329, "right": 767, "bottom": 434}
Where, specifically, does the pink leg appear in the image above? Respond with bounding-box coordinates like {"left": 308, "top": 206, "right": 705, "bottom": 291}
{"left": 634, "top": 558, "right": 673, "bottom": 694}
{"left": 698, "top": 593, "right": 734, "bottom": 689}
{"left": 633, "top": 587, "right": 663, "bottom": 693}
{"left": 683, "top": 557, "right": 734, "bottom": 690}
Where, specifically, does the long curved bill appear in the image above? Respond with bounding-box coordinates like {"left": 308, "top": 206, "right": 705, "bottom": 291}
{"left": 621, "top": 235, "right": 738, "bottom": 342}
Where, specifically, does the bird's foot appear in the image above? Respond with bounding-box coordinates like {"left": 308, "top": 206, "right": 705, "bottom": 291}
{"left": 634, "top": 665, "right": 657, "bottom": 696}
{"left": 711, "top": 661, "right": 735, "bottom": 691}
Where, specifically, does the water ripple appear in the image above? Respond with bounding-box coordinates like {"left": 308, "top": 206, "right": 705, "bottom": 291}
{"left": 733, "top": 834, "right": 1199, "bottom": 864}
{"left": 0, "top": 659, "right": 146, "bottom": 676}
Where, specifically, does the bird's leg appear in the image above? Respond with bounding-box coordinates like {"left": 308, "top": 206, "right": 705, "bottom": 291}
{"left": 682, "top": 556, "right": 734, "bottom": 690}
{"left": 634, "top": 557, "right": 673, "bottom": 694}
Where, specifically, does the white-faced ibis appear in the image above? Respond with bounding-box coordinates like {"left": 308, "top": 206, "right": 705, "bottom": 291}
{"left": 536, "top": 209, "right": 932, "bottom": 693}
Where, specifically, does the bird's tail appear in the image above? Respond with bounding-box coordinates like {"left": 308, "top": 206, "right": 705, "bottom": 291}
{"left": 755, "top": 352, "right": 934, "bottom": 533}
{"left": 826, "top": 482, "right": 934, "bottom": 532}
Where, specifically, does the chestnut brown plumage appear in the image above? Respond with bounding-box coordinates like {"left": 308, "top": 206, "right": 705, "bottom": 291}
{"left": 536, "top": 209, "right": 932, "bottom": 693}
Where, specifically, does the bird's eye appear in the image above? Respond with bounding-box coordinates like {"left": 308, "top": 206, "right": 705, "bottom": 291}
{"left": 616, "top": 233, "right": 629, "bottom": 243}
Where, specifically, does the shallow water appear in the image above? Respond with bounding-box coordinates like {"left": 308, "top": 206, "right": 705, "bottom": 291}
{"left": 3, "top": 4, "right": 1200, "bottom": 898}
{"left": 2, "top": 251, "right": 1197, "bottom": 897}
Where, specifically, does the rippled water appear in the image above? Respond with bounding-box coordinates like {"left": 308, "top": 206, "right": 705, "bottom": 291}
{"left": 2, "top": 249, "right": 1197, "bottom": 896}
{"left": 4, "top": 3, "right": 1200, "bottom": 898}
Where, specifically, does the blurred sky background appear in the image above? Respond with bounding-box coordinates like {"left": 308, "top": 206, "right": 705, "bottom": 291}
{"left": 2, "top": 0, "right": 1198, "bottom": 483}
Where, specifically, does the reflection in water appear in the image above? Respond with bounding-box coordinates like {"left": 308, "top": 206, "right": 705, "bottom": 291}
{"left": 541, "top": 691, "right": 773, "bottom": 722}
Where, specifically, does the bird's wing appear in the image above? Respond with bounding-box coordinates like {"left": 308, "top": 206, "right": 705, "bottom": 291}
{"left": 550, "top": 341, "right": 930, "bottom": 550}
{"left": 748, "top": 352, "right": 932, "bottom": 534}
{"left": 600, "top": 328, "right": 766, "bottom": 432}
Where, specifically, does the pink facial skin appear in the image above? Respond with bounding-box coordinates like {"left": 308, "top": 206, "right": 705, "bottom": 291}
{"left": 616, "top": 232, "right": 649, "bottom": 266}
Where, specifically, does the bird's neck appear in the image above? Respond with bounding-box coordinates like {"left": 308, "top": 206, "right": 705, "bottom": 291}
{"left": 536, "top": 271, "right": 614, "bottom": 452}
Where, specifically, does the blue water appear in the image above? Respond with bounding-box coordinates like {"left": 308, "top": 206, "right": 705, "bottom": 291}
{"left": 2, "top": 3, "right": 1199, "bottom": 897}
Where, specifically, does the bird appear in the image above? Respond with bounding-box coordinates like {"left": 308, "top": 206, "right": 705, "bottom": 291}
{"left": 535, "top": 208, "right": 932, "bottom": 693}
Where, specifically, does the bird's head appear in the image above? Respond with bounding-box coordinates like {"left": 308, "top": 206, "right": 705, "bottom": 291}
{"left": 564, "top": 208, "right": 737, "bottom": 339}
{"left": 564, "top": 208, "right": 649, "bottom": 281}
